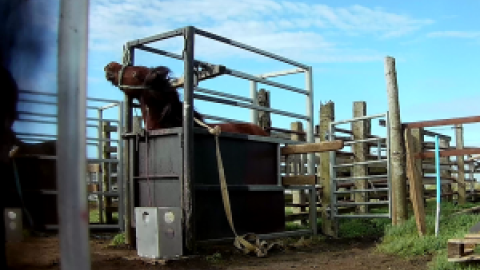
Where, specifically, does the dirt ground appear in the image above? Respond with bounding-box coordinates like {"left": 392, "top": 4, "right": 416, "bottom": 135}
{"left": 6, "top": 233, "right": 432, "bottom": 270}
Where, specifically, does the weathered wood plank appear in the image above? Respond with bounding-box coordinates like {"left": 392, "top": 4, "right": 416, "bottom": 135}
{"left": 280, "top": 140, "right": 344, "bottom": 155}
{"left": 403, "top": 115, "right": 480, "bottom": 129}
{"left": 416, "top": 148, "right": 480, "bottom": 159}
{"left": 282, "top": 175, "right": 317, "bottom": 186}
{"left": 404, "top": 128, "right": 426, "bottom": 236}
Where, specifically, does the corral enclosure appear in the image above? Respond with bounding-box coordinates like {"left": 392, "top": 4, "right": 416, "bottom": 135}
{"left": 4, "top": 1, "right": 480, "bottom": 268}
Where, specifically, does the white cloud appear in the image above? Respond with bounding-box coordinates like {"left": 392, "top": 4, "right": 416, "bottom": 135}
{"left": 427, "top": 31, "right": 480, "bottom": 39}
{"left": 87, "top": 0, "right": 434, "bottom": 63}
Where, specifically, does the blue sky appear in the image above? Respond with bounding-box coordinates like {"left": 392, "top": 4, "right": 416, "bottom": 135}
{"left": 11, "top": 0, "right": 480, "bottom": 158}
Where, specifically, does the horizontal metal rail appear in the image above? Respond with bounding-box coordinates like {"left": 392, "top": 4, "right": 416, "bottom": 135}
{"left": 126, "top": 27, "right": 184, "bottom": 47}
{"left": 136, "top": 45, "right": 209, "bottom": 66}
{"left": 331, "top": 113, "right": 387, "bottom": 125}
{"left": 135, "top": 45, "right": 308, "bottom": 95}
{"left": 333, "top": 174, "right": 388, "bottom": 181}
{"left": 195, "top": 87, "right": 253, "bottom": 103}
{"left": 336, "top": 201, "right": 389, "bottom": 206}
{"left": 194, "top": 28, "right": 309, "bottom": 69}
{"left": 202, "top": 114, "right": 248, "bottom": 124}
{"left": 17, "top": 111, "right": 119, "bottom": 123}
{"left": 194, "top": 93, "right": 309, "bottom": 120}
{"left": 334, "top": 214, "right": 390, "bottom": 219}
{"left": 334, "top": 188, "right": 389, "bottom": 194}
{"left": 19, "top": 89, "right": 122, "bottom": 104}
{"left": 257, "top": 68, "right": 305, "bottom": 79}
{"left": 19, "top": 98, "right": 100, "bottom": 110}
{"left": 17, "top": 117, "right": 113, "bottom": 129}
{"left": 333, "top": 159, "right": 388, "bottom": 168}
{"left": 225, "top": 69, "right": 308, "bottom": 95}
{"left": 343, "top": 137, "right": 386, "bottom": 145}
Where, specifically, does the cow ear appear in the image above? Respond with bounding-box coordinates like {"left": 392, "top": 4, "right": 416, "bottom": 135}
{"left": 145, "top": 66, "right": 171, "bottom": 87}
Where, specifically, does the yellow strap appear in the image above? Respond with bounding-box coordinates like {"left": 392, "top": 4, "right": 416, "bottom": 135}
{"left": 193, "top": 118, "right": 279, "bottom": 257}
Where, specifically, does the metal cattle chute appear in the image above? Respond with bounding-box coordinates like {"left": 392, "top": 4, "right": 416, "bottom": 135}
{"left": 120, "top": 26, "right": 345, "bottom": 259}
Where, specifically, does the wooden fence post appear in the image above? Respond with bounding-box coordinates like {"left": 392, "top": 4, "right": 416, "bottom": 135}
{"left": 410, "top": 128, "right": 425, "bottom": 206}
{"left": 319, "top": 101, "right": 336, "bottom": 237}
{"left": 257, "top": 89, "right": 271, "bottom": 132}
{"left": 404, "top": 128, "right": 426, "bottom": 236}
{"left": 384, "top": 56, "right": 407, "bottom": 225}
{"left": 291, "top": 122, "right": 307, "bottom": 225}
{"left": 352, "top": 101, "right": 368, "bottom": 213}
{"left": 455, "top": 124, "right": 466, "bottom": 204}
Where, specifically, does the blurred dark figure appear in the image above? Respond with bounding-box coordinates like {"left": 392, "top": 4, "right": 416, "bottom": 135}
{"left": 1, "top": 0, "right": 50, "bottom": 268}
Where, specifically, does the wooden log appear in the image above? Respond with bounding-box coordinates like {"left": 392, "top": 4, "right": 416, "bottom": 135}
{"left": 404, "top": 128, "right": 426, "bottom": 236}
{"left": 352, "top": 101, "right": 368, "bottom": 213}
{"left": 281, "top": 140, "right": 344, "bottom": 155}
{"left": 403, "top": 116, "right": 480, "bottom": 129}
{"left": 318, "top": 101, "right": 337, "bottom": 237}
{"left": 87, "top": 163, "right": 100, "bottom": 173}
{"left": 456, "top": 124, "right": 466, "bottom": 204}
{"left": 411, "top": 128, "right": 425, "bottom": 208}
{"left": 385, "top": 56, "right": 407, "bottom": 225}
{"left": 282, "top": 175, "right": 317, "bottom": 186}
{"left": 257, "top": 89, "right": 271, "bottom": 132}
{"left": 416, "top": 148, "right": 480, "bottom": 159}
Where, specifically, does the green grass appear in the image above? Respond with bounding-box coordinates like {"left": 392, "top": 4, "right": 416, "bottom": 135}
{"left": 377, "top": 201, "right": 480, "bottom": 270}
{"left": 89, "top": 208, "right": 119, "bottom": 223}
{"left": 285, "top": 205, "right": 391, "bottom": 239}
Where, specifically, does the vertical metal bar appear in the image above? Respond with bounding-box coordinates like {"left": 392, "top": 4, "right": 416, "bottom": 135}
{"left": 277, "top": 144, "right": 281, "bottom": 186}
{"left": 183, "top": 26, "right": 196, "bottom": 253}
{"left": 434, "top": 135, "right": 441, "bottom": 237}
{"left": 128, "top": 138, "right": 135, "bottom": 226}
{"left": 250, "top": 81, "right": 258, "bottom": 124}
{"left": 108, "top": 162, "right": 112, "bottom": 193}
{"left": 329, "top": 122, "right": 339, "bottom": 233}
{"left": 57, "top": 0, "right": 91, "bottom": 269}
{"left": 385, "top": 111, "right": 392, "bottom": 219}
{"left": 305, "top": 66, "right": 316, "bottom": 235}
{"left": 97, "top": 110, "right": 104, "bottom": 224}
{"left": 117, "top": 102, "right": 124, "bottom": 231}
{"left": 123, "top": 45, "right": 134, "bottom": 245}
{"left": 377, "top": 140, "right": 381, "bottom": 159}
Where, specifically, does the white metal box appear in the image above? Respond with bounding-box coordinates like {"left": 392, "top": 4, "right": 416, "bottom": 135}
{"left": 4, "top": 208, "right": 23, "bottom": 242}
{"left": 135, "top": 207, "right": 183, "bottom": 259}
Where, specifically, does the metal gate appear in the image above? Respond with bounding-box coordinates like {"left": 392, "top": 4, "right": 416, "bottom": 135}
{"left": 13, "top": 89, "right": 124, "bottom": 230}
{"left": 328, "top": 112, "right": 391, "bottom": 224}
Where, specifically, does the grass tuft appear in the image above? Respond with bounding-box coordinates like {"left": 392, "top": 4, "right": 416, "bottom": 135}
{"left": 377, "top": 201, "right": 480, "bottom": 270}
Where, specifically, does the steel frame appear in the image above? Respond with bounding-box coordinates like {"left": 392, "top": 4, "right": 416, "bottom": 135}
{"left": 14, "top": 89, "right": 125, "bottom": 231}
{"left": 328, "top": 112, "right": 392, "bottom": 231}
{"left": 122, "top": 26, "right": 317, "bottom": 247}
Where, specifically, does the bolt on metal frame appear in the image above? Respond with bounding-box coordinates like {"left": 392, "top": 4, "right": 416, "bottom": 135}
{"left": 123, "top": 25, "right": 317, "bottom": 242}
{"left": 14, "top": 89, "right": 125, "bottom": 231}
{"left": 328, "top": 112, "right": 392, "bottom": 231}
